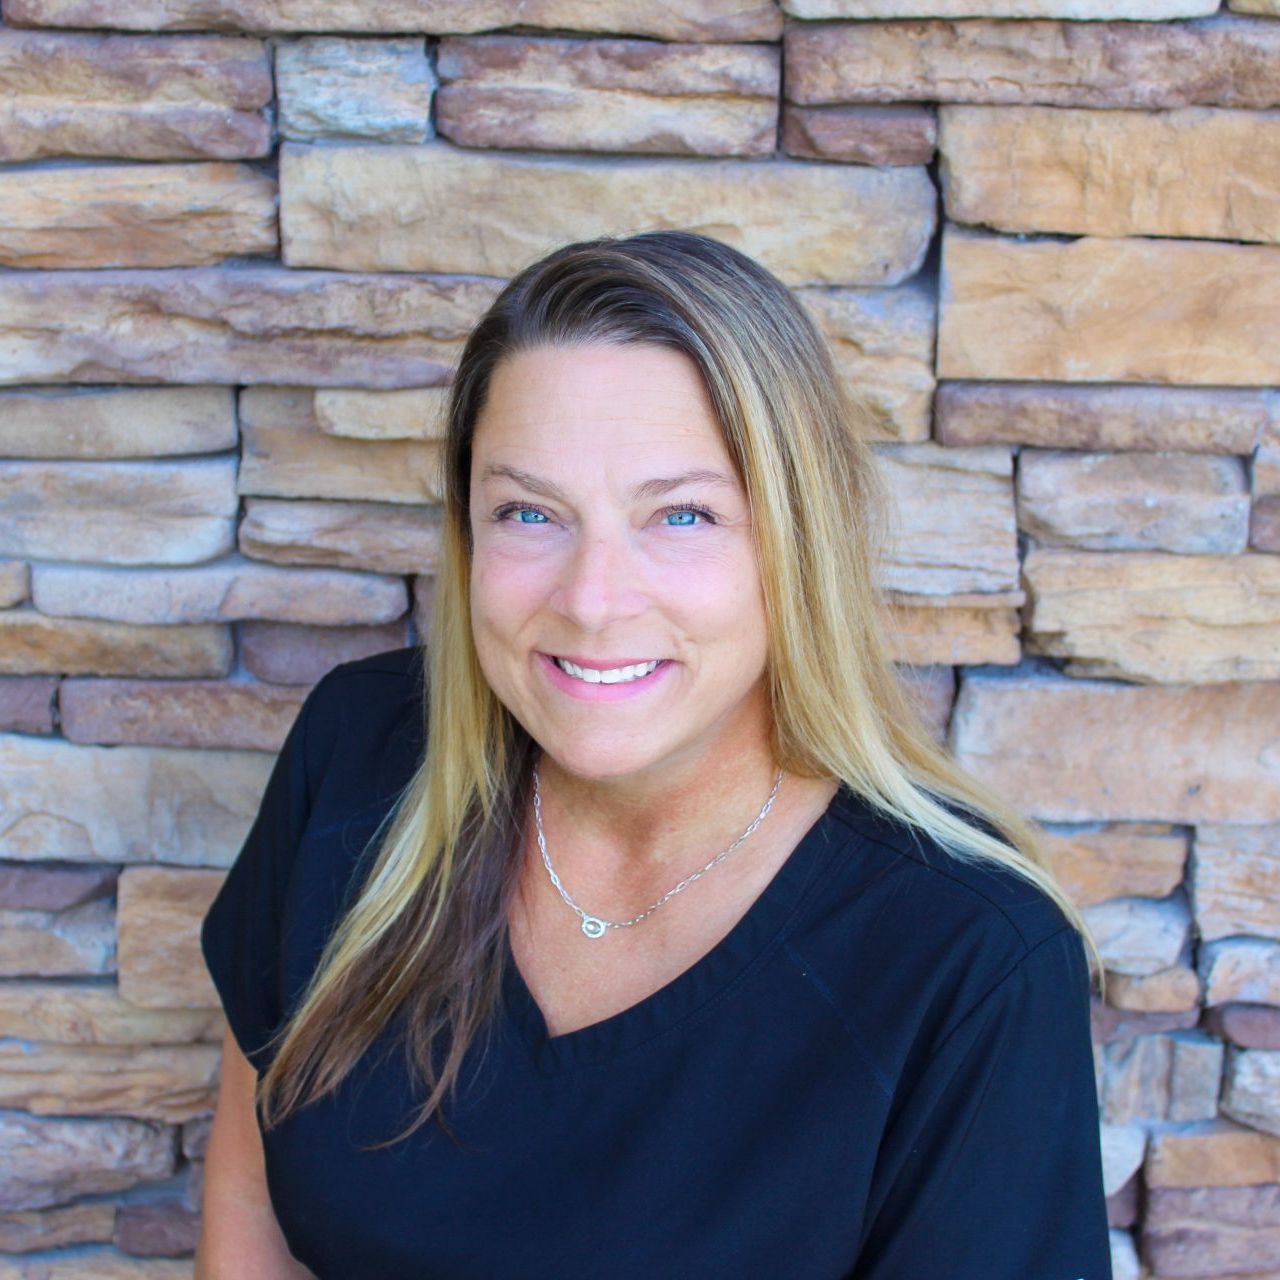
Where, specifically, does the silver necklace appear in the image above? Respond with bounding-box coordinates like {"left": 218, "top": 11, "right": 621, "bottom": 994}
{"left": 531, "top": 764, "right": 786, "bottom": 939}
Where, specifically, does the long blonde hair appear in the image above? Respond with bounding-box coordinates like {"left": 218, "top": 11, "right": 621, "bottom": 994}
{"left": 254, "top": 230, "right": 1104, "bottom": 1147}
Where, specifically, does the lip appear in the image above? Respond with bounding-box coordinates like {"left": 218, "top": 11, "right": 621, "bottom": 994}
{"left": 538, "top": 652, "right": 673, "bottom": 702}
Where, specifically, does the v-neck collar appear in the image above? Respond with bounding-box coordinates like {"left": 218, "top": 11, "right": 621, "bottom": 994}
{"left": 499, "top": 788, "right": 852, "bottom": 1074}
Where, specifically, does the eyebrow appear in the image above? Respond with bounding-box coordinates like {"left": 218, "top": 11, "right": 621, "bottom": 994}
{"left": 479, "top": 463, "right": 738, "bottom": 503}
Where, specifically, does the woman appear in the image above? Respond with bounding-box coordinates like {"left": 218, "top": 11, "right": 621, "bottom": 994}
{"left": 197, "top": 231, "right": 1113, "bottom": 1279}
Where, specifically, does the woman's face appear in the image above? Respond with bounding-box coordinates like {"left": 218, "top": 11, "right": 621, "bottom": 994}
{"left": 468, "top": 342, "right": 772, "bottom": 786}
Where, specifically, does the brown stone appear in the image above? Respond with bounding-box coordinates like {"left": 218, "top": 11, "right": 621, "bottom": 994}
{"left": 314, "top": 387, "right": 448, "bottom": 441}
{"left": 0, "top": 163, "right": 276, "bottom": 269}
{"left": 0, "top": 734, "right": 271, "bottom": 866}
{"left": 785, "top": 15, "right": 1280, "bottom": 110}
{"left": 797, "top": 284, "right": 936, "bottom": 443}
{"left": 0, "top": 980, "right": 222, "bottom": 1045}
{"left": 786, "top": 0, "right": 1215, "bottom": 11}
{"left": 1149, "top": 1119, "right": 1280, "bottom": 1189}
{"left": 782, "top": 104, "right": 936, "bottom": 166}
{"left": 410, "top": 575, "right": 434, "bottom": 647}
{"left": 1191, "top": 824, "right": 1280, "bottom": 943}
{"left": 60, "top": 677, "right": 307, "bottom": 751}
{"left": 880, "top": 595, "right": 1021, "bottom": 666}
{"left": 0, "top": 269, "right": 498, "bottom": 388}
{"left": 1145, "top": 1184, "right": 1280, "bottom": 1277}
{"left": 238, "top": 620, "right": 411, "bottom": 685}
{"left": 118, "top": 867, "right": 224, "bottom": 1008}
{"left": 941, "top": 105, "right": 1280, "bottom": 243}
{"left": 875, "top": 444, "right": 1018, "bottom": 594}
{"left": 280, "top": 141, "right": 937, "bottom": 287}
{"left": 0, "top": 612, "right": 231, "bottom": 680}
{"left": 1092, "top": 1002, "right": 1200, "bottom": 1045}
{"left": 1023, "top": 548, "right": 1280, "bottom": 684}
{"left": 0, "top": 901, "right": 116, "bottom": 978}
{"left": 114, "top": 1199, "right": 201, "bottom": 1256}
{"left": 936, "top": 382, "right": 1275, "bottom": 454}
{"left": 0, "top": 677, "right": 55, "bottom": 735}
{"left": 0, "top": 1252, "right": 194, "bottom": 1278}
{"left": 1106, "top": 966, "right": 1201, "bottom": 1014}
{"left": 1102, "top": 1031, "right": 1223, "bottom": 1124}
{"left": 278, "top": 36, "right": 433, "bottom": 143}
{"left": 437, "top": 36, "right": 778, "bottom": 157}
{"left": 894, "top": 665, "right": 955, "bottom": 744}
{"left": 0, "top": 387, "right": 236, "bottom": 459}
{"left": 1082, "top": 893, "right": 1191, "bottom": 977}
{"left": 1206, "top": 1005, "right": 1280, "bottom": 1051}
{"left": 182, "top": 1116, "right": 212, "bottom": 1161}
{"left": 939, "top": 228, "right": 1280, "bottom": 386}
{"left": 0, "top": 30, "right": 271, "bottom": 161}
{"left": 0, "top": 458, "right": 236, "bottom": 565}
{"left": 1108, "top": 1189, "right": 1138, "bottom": 1232}
{"left": 1256, "top": 432, "right": 1280, "bottom": 553}
{"left": 0, "top": 562, "right": 29, "bottom": 608}
{"left": 1018, "top": 450, "right": 1249, "bottom": 553}
{"left": 1200, "top": 939, "right": 1280, "bottom": 1007}
{"left": 2, "top": 0, "right": 784, "bottom": 40}
{"left": 0, "top": 1201, "right": 115, "bottom": 1252}
{"left": 0, "top": 863, "right": 116, "bottom": 911}
{"left": 0, "top": 1112, "right": 173, "bottom": 1212}
{"left": 1038, "top": 826, "right": 1187, "bottom": 909}
{"left": 240, "top": 498, "right": 441, "bottom": 577}
{"left": 239, "top": 387, "right": 444, "bottom": 504}
{"left": 951, "top": 672, "right": 1280, "bottom": 823}
{"left": 31, "top": 556, "right": 409, "bottom": 627}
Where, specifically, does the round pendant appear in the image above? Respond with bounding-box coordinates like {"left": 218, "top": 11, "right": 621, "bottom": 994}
{"left": 581, "top": 915, "right": 607, "bottom": 939}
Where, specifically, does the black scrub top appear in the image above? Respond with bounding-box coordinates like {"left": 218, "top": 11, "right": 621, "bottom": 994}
{"left": 200, "top": 645, "right": 1113, "bottom": 1280}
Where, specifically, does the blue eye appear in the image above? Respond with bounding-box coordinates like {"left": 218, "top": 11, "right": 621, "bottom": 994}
{"left": 664, "top": 510, "right": 697, "bottom": 526}
{"left": 515, "top": 509, "right": 547, "bottom": 524}
{"left": 659, "top": 505, "right": 716, "bottom": 527}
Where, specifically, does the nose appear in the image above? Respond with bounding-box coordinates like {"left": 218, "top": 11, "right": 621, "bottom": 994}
{"left": 551, "top": 524, "right": 647, "bottom": 632}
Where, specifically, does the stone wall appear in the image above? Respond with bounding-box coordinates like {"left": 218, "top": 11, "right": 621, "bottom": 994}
{"left": 0, "top": 2, "right": 1277, "bottom": 1276}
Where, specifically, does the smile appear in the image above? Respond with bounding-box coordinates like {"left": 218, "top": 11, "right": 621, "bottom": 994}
{"left": 553, "top": 657, "right": 662, "bottom": 684}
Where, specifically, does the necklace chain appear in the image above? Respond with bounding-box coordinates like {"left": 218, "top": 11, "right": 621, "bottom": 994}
{"left": 531, "top": 765, "right": 786, "bottom": 940}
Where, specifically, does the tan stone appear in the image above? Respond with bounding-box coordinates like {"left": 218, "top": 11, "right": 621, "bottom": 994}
{"left": 0, "top": 387, "right": 236, "bottom": 459}
{"left": 118, "top": 867, "right": 222, "bottom": 1009}
{"left": 411, "top": 575, "right": 434, "bottom": 646}
{"left": 874, "top": 444, "right": 1018, "bottom": 595}
{"left": 1083, "top": 894, "right": 1191, "bottom": 978}
{"left": 60, "top": 676, "right": 307, "bottom": 751}
{"left": 238, "top": 620, "right": 411, "bottom": 685}
{"left": 0, "top": 30, "right": 270, "bottom": 161}
{"left": 0, "top": 980, "right": 222, "bottom": 1045}
{"left": 437, "top": 36, "right": 777, "bottom": 157}
{"left": 0, "top": 1112, "right": 173, "bottom": 1212}
{"left": 782, "top": 104, "right": 935, "bottom": 165}
{"left": 0, "top": 562, "right": 29, "bottom": 609}
{"left": 1018, "top": 451, "right": 1249, "bottom": 553}
{"left": 797, "top": 283, "right": 935, "bottom": 442}
{"left": 785, "top": 15, "right": 1280, "bottom": 110}
{"left": 0, "top": 676, "right": 56, "bottom": 734}
{"left": 1224, "top": 1048, "right": 1280, "bottom": 1138}
{"left": 0, "top": 163, "right": 276, "bottom": 269}
{"left": 879, "top": 594, "right": 1022, "bottom": 666}
{"left": 0, "top": 1202, "right": 115, "bottom": 1252}
{"left": 1191, "top": 825, "right": 1280, "bottom": 943}
{"left": 1038, "top": 826, "right": 1187, "bottom": 909}
{"left": 1201, "top": 939, "right": 1280, "bottom": 1007}
{"left": 1149, "top": 1119, "right": 1280, "bottom": 1189}
{"left": 0, "top": 1040, "right": 219, "bottom": 1122}
{"left": 3, "top": 0, "right": 784, "bottom": 40}
{"left": 0, "top": 611, "right": 230, "bottom": 679}
{"left": 1102, "top": 1031, "right": 1223, "bottom": 1124}
{"left": 941, "top": 105, "right": 1280, "bottom": 242}
{"left": 939, "top": 228, "right": 1280, "bottom": 386}
{"left": 0, "top": 269, "right": 498, "bottom": 388}
{"left": 937, "top": 383, "right": 1275, "bottom": 454}
{"left": 895, "top": 665, "right": 955, "bottom": 744}
{"left": 240, "top": 498, "right": 441, "bottom": 577}
{"left": 314, "top": 387, "right": 448, "bottom": 441}
{"left": 951, "top": 673, "right": 1280, "bottom": 824}
{"left": 0, "top": 734, "right": 271, "bottom": 865}
{"left": 1023, "top": 548, "right": 1280, "bottom": 684}
{"left": 240, "top": 387, "right": 444, "bottom": 504}
{"left": 280, "top": 142, "right": 937, "bottom": 288}
{"left": 1100, "top": 1124, "right": 1146, "bottom": 1199}
{"left": 1233, "top": 0, "right": 1280, "bottom": 11}
{"left": 1145, "top": 1184, "right": 1280, "bottom": 1277}
{"left": 31, "top": 556, "right": 408, "bottom": 627}
{"left": 786, "top": 0, "right": 1215, "bottom": 11}
{"left": 1256, "top": 432, "right": 1280, "bottom": 553}
{"left": 1106, "top": 966, "right": 1201, "bottom": 1014}
{"left": 0, "top": 1252, "right": 193, "bottom": 1280}
{"left": 278, "top": 36, "right": 432, "bottom": 143}
{"left": 0, "top": 901, "right": 115, "bottom": 978}
{"left": 0, "top": 458, "right": 236, "bottom": 565}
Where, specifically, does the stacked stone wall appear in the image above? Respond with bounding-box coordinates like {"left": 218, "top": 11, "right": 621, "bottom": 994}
{"left": 0, "top": 2, "right": 1277, "bottom": 1275}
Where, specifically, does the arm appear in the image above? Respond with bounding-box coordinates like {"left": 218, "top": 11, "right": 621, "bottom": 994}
{"left": 195, "top": 1027, "right": 316, "bottom": 1280}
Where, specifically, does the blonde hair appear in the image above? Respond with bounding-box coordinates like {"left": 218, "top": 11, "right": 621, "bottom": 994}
{"left": 254, "top": 231, "right": 1104, "bottom": 1146}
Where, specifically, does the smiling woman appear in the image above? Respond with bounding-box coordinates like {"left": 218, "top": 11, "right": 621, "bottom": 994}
{"left": 197, "top": 231, "right": 1114, "bottom": 1280}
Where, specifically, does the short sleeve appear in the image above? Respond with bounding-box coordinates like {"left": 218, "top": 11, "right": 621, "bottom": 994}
{"left": 854, "top": 926, "right": 1113, "bottom": 1280}
{"left": 200, "top": 683, "right": 319, "bottom": 1075}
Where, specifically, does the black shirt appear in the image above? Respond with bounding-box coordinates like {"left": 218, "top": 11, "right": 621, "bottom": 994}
{"left": 201, "top": 645, "right": 1113, "bottom": 1279}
